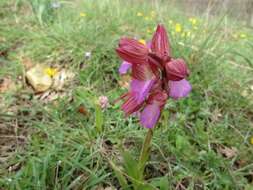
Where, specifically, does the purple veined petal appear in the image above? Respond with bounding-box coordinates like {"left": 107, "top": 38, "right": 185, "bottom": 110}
{"left": 119, "top": 61, "right": 132, "bottom": 74}
{"left": 131, "top": 79, "right": 155, "bottom": 103}
{"left": 168, "top": 79, "right": 192, "bottom": 99}
{"left": 140, "top": 104, "right": 160, "bottom": 128}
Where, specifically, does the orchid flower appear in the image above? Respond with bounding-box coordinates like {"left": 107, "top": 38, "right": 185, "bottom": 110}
{"left": 116, "top": 24, "right": 191, "bottom": 129}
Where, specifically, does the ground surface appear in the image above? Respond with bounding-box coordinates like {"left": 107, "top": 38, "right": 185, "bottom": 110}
{"left": 0, "top": 0, "right": 253, "bottom": 189}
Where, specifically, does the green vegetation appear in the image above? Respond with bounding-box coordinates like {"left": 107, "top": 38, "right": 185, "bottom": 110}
{"left": 0, "top": 0, "right": 253, "bottom": 189}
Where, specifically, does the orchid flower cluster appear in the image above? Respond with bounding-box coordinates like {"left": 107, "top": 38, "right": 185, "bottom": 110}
{"left": 116, "top": 24, "right": 191, "bottom": 129}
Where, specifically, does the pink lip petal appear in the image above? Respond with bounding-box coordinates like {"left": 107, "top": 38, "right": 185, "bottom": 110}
{"left": 131, "top": 79, "right": 155, "bottom": 103}
{"left": 119, "top": 61, "right": 132, "bottom": 74}
{"left": 168, "top": 79, "right": 192, "bottom": 99}
{"left": 140, "top": 104, "right": 160, "bottom": 128}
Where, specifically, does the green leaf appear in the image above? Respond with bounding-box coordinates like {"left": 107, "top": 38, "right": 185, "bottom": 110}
{"left": 122, "top": 150, "right": 143, "bottom": 189}
{"left": 122, "top": 151, "right": 141, "bottom": 180}
{"left": 138, "top": 184, "right": 155, "bottom": 190}
{"left": 176, "top": 135, "right": 188, "bottom": 150}
{"left": 138, "top": 129, "right": 153, "bottom": 174}
{"left": 95, "top": 105, "right": 103, "bottom": 133}
{"left": 109, "top": 160, "right": 130, "bottom": 190}
{"left": 150, "top": 177, "right": 169, "bottom": 190}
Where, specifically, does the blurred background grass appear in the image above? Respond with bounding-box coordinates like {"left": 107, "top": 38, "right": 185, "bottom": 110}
{"left": 0, "top": 0, "right": 253, "bottom": 189}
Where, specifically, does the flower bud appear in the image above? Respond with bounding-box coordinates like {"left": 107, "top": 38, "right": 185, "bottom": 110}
{"left": 116, "top": 38, "right": 148, "bottom": 65}
{"left": 165, "top": 58, "right": 189, "bottom": 81}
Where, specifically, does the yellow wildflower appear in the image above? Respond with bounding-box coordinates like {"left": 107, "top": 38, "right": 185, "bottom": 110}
{"left": 144, "top": 16, "right": 151, "bottom": 21}
{"left": 44, "top": 67, "right": 58, "bottom": 77}
{"left": 175, "top": 23, "right": 182, "bottom": 33}
{"left": 137, "top": 12, "right": 143, "bottom": 17}
{"left": 233, "top": 34, "right": 238, "bottom": 39}
{"left": 250, "top": 136, "right": 253, "bottom": 145}
{"left": 138, "top": 39, "right": 146, "bottom": 45}
{"left": 181, "top": 32, "right": 186, "bottom": 38}
{"left": 80, "top": 12, "right": 86, "bottom": 17}
{"left": 193, "top": 26, "right": 198, "bottom": 30}
{"left": 186, "top": 31, "right": 191, "bottom": 37}
{"left": 150, "top": 11, "right": 156, "bottom": 17}
{"left": 146, "top": 28, "right": 152, "bottom": 34}
{"left": 189, "top": 17, "right": 197, "bottom": 25}
{"left": 240, "top": 33, "right": 247, "bottom": 38}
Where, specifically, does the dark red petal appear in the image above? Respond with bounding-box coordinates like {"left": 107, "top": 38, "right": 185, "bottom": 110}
{"left": 150, "top": 79, "right": 163, "bottom": 92}
{"left": 116, "top": 38, "right": 148, "bottom": 65}
{"left": 148, "top": 52, "right": 163, "bottom": 68}
{"left": 121, "top": 92, "right": 144, "bottom": 116}
{"left": 147, "top": 91, "right": 168, "bottom": 107}
{"left": 165, "top": 58, "right": 189, "bottom": 81}
{"left": 132, "top": 63, "right": 155, "bottom": 81}
{"left": 147, "top": 52, "right": 163, "bottom": 77}
{"left": 151, "top": 24, "right": 171, "bottom": 58}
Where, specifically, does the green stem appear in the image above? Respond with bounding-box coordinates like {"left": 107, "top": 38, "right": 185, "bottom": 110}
{"left": 138, "top": 129, "right": 153, "bottom": 176}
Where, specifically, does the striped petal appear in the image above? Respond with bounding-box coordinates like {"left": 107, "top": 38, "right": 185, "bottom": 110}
{"left": 165, "top": 59, "right": 189, "bottom": 81}
{"left": 132, "top": 62, "right": 156, "bottom": 81}
{"left": 121, "top": 92, "right": 144, "bottom": 116}
{"left": 116, "top": 38, "right": 148, "bottom": 65}
{"left": 151, "top": 24, "right": 171, "bottom": 58}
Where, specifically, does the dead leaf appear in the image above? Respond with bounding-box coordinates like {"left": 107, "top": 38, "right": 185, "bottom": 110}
{"left": 21, "top": 56, "right": 34, "bottom": 69}
{"left": 36, "top": 89, "right": 73, "bottom": 103}
{"left": 0, "top": 77, "right": 15, "bottom": 93}
{"left": 35, "top": 91, "right": 59, "bottom": 102}
{"left": 218, "top": 146, "right": 237, "bottom": 159}
{"left": 8, "top": 162, "right": 22, "bottom": 172}
{"left": 78, "top": 105, "right": 89, "bottom": 116}
{"left": 104, "top": 187, "right": 116, "bottom": 190}
{"left": 234, "top": 159, "right": 247, "bottom": 169}
{"left": 95, "top": 186, "right": 116, "bottom": 190}
{"left": 52, "top": 69, "right": 75, "bottom": 91}
{"left": 211, "top": 108, "right": 222, "bottom": 122}
{"left": 118, "top": 74, "right": 131, "bottom": 89}
{"left": 0, "top": 37, "right": 6, "bottom": 42}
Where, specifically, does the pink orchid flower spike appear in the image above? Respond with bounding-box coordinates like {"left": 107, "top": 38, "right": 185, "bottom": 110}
{"left": 116, "top": 24, "right": 192, "bottom": 128}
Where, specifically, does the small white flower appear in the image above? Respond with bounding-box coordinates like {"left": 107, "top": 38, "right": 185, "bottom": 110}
{"left": 85, "top": 52, "right": 91, "bottom": 59}
{"left": 7, "top": 178, "right": 12, "bottom": 182}
{"left": 51, "top": 2, "right": 61, "bottom": 9}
